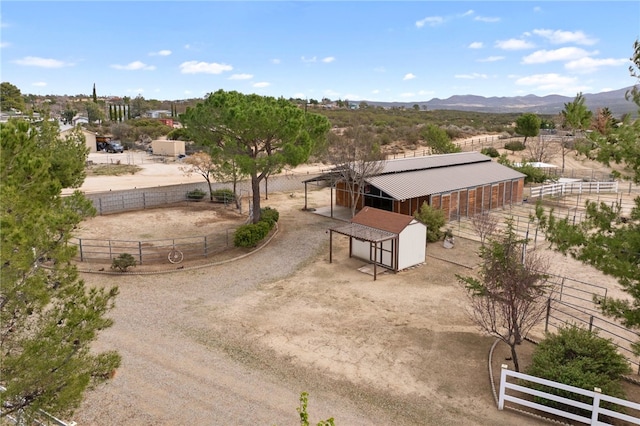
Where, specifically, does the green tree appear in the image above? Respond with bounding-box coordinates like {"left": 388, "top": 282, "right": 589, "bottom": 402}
{"left": 561, "top": 92, "right": 593, "bottom": 137}
{"left": 131, "top": 94, "right": 147, "bottom": 118}
{"left": 526, "top": 325, "right": 630, "bottom": 412}
{"left": 457, "top": 218, "right": 551, "bottom": 371}
{"left": 297, "top": 392, "right": 335, "bottom": 426}
{"left": 413, "top": 201, "right": 446, "bottom": 242}
{"left": 0, "top": 120, "right": 120, "bottom": 422}
{"left": 515, "top": 112, "right": 541, "bottom": 145}
{"left": 182, "top": 90, "right": 330, "bottom": 223}
{"left": 92, "top": 83, "right": 97, "bottom": 103}
{"left": 535, "top": 41, "right": 640, "bottom": 351}
{"left": 61, "top": 104, "right": 77, "bottom": 125}
{"left": 85, "top": 101, "right": 104, "bottom": 124}
{"left": 1, "top": 81, "right": 26, "bottom": 112}
{"left": 421, "top": 124, "right": 460, "bottom": 154}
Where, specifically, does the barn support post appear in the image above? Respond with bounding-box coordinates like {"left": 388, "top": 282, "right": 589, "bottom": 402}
{"left": 329, "top": 230, "right": 333, "bottom": 264}
{"left": 304, "top": 182, "right": 308, "bottom": 210}
{"left": 330, "top": 185, "right": 334, "bottom": 218}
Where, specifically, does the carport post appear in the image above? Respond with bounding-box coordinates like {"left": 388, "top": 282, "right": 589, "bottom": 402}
{"left": 373, "top": 241, "right": 378, "bottom": 281}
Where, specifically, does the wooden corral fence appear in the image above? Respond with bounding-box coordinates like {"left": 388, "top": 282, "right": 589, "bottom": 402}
{"left": 498, "top": 367, "right": 640, "bottom": 425}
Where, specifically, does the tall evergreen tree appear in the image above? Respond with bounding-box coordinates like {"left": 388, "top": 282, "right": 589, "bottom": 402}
{"left": 92, "top": 83, "right": 97, "bottom": 103}
{"left": 0, "top": 120, "right": 120, "bottom": 422}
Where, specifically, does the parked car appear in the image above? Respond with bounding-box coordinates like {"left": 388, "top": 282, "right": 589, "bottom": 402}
{"left": 106, "top": 141, "right": 124, "bottom": 153}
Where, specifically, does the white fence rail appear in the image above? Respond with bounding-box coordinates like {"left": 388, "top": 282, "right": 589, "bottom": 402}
{"left": 530, "top": 181, "right": 619, "bottom": 199}
{"left": 498, "top": 366, "right": 640, "bottom": 425}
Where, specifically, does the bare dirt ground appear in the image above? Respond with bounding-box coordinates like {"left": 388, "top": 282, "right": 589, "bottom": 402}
{"left": 71, "top": 142, "right": 639, "bottom": 425}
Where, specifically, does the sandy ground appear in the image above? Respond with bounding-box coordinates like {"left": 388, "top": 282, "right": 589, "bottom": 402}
{"left": 69, "top": 139, "right": 639, "bottom": 425}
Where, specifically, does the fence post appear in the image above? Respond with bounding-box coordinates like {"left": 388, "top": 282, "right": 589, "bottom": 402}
{"left": 79, "top": 238, "right": 84, "bottom": 261}
{"left": 589, "top": 315, "right": 594, "bottom": 332}
{"left": 204, "top": 236, "right": 208, "bottom": 256}
{"left": 591, "top": 387, "right": 602, "bottom": 424}
{"left": 143, "top": 192, "right": 146, "bottom": 209}
{"left": 498, "top": 365, "right": 509, "bottom": 410}
{"left": 545, "top": 298, "right": 551, "bottom": 332}
{"left": 559, "top": 277, "right": 565, "bottom": 301}
{"left": 138, "top": 241, "right": 143, "bottom": 264}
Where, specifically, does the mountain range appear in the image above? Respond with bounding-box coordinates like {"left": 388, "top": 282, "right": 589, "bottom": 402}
{"left": 360, "top": 86, "right": 638, "bottom": 117}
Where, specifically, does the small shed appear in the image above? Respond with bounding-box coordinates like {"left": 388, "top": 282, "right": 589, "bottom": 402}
{"left": 329, "top": 207, "right": 426, "bottom": 280}
{"left": 60, "top": 125, "right": 98, "bottom": 153}
{"left": 151, "top": 139, "right": 185, "bottom": 157}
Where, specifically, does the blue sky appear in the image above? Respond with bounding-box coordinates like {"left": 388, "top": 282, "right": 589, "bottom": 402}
{"left": 2, "top": 1, "right": 639, "bottom": 102}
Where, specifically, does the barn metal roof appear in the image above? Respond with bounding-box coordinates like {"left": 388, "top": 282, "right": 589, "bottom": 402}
{"left": 367, "top": 161, "right": 526, "bottom": 200}
{"left": 377, "top": 151, "right": 490, "bottom": 174}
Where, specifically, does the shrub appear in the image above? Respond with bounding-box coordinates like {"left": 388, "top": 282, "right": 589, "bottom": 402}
{"left": 413, "top": 202, "right": 446, "bottom": 242}
{"left": 234, "top": 221, "right": 271, "bottom": 248}
{"left": 525, "top": 325, "right": 631, "bottom": 416}
{"left": 260, "top": 207, "right": 279, "bottom": 228}
{"left": 504, "top": 141, "right": 526, "bottom": 152}
{"left": 186, "top": 188, "right": 206, "bottom": 200}
{"left": 212, "top": 188, "right": 235, "bottom": 203}
{"left": 480, "top": 147, "right": 500, "bottom": 157}
{"left": 111, "top": 253, "right": 137, "bottom": 272}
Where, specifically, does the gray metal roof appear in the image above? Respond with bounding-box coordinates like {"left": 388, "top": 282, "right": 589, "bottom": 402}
{"left": 376, "top": 151, "right": 490, "bottom": 174}
{"left": 367, "top": 161, "right": 526, "bottom": 200}
{"left": 330, "top": 222, "right": 397, "bottom": 243}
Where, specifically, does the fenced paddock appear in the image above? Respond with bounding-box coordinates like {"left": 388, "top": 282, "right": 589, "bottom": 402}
{"left": 70, "top": 231, "right": 238, "bottom": 265}
{"left": 498, "top": 367, "right": 640, "bottom": 425}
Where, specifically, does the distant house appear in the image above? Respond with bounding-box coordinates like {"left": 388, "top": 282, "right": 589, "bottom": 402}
{"left": 307, "top": 152, "right": 526, "bottom": 221}
{"left": 329, "top": 207, "right": 427, "bottom": 280}
{"left": 60, "top": 124, "right": 98, "bottom": 153}
{"left": 147, "top": 110, "right": 172, "bottom": 119}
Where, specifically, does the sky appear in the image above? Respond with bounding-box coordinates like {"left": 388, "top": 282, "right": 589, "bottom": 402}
{"left": 1, "top": 1, "right": 639, "bottom": 103}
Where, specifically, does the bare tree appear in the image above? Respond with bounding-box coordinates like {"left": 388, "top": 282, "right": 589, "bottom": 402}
{"left": 180, "top": 151, "right": 216, "bottom": 201}
{"left": 326, "top": 122, "right": 386, "bottom": 218}
{"left": 470, "top": 212, "right": 499, "bottom": 247}
{"left": 457, "top": 218, "right": 551, "bottom": 371}
{"left": 526, "top": 135, "right": 558, "bottom": 163}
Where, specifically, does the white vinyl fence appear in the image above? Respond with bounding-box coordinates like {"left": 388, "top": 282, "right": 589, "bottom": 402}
{"left": 529, "top": 181, "right": 619, "bottom": 199}
{"left": 498, "top": 366, "right": 640, "bottom": 425}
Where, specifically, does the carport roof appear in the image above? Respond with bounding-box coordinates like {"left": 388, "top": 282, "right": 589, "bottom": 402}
{"left": 366, "top": 161, "right": 525, "bottom": 201}
{"left": 330, "top": 222, "right": 397, "bottom": 243}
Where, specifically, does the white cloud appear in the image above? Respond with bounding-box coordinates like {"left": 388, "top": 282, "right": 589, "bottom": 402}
{"left": 371, "top": 89, "right": 380, "bottom": 94}
{"left": 460, "top": 10, "right": 474, "bottom": 17}
{"left": 149, "top": 49, "right": 172, "bottom": 56}
{"left": 454, "top": 73, "right": 488, "bottom": 80}
{"left": 229, "top": 73, "right": 253, "bottom": 80}
{"left": 32, "top": 82, "right": 47, "bottom": 87}
{"left": 565, "top": 56, "right": 628, "bottom": 73}
{"left": 478, "top": 56, "right": 504, "bottom": 62}
{"left": 398, "top": 92, "right": 416, "bottom": 98}
{"left": 13, "top": 56, "right": 71, "bottom": 68}
{"left": 403, "top": 73, "right": 416, "bottom": 80}
{"left": 522, "top": 47, "right": 595, "bottom": 64}
{"left": 474, "top": 16, "right": 500, "bottom": 23}
{"left": 322, "top": 56, "right": 335, "bottom": 63}
{"left": 301, "top": 56, "right": 317, "bottom": 63}
{"left": 179, "top": 61, "right": 232, "bottom": 74}
{"left": 374, "top": 66, "right": 386, "bottom": 73}
{"left": 533, "top": 29, "right": 597, "bottom": 45}
{"left": 271, "top": 58, "right": 281, "bottom": 64}
{"left": 253, "top": 82, "right": 270, "bottom": 88}
{"left": 111, "top": 61, "right": 156, "bottom": 71}
{"left": 495, "top": 39, "right": 535, "bottom": 50}
{"left": 416, "top": 16, "right": 444, "bottom": 28}
{"left": 533, "top": 6, "right": 542, "bottom": 13}
{"left": 417, "top": 89, "right": 435, "bottom": 96}
{"left": 514, "top": 73, "right": 590, "bottom": 95}
{"left": 0, "top": 41, "right": 9, "bottom": 48}
{"left": 469, "top": 42, "right": 483, "bottom": 49}
{"left": 126, "top": 88, "right": 145, "bottom": 94}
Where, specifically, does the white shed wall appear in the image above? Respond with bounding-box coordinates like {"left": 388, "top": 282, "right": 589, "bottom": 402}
{"left": 397, "top": 222, "right": 426, "bottom": 270}
{"left": 351, "top": 239, "right": 394, "bottom": 269}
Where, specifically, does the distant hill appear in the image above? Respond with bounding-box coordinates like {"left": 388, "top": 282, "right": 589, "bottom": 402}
{"left": 359, "top": 87, "right": 638, "bottom": 117}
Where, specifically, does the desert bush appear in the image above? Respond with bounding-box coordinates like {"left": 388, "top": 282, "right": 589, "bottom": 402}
{"left": 481, "top": 147, "right": 500, "bottom": 157}
{"left": 260, "top": 207, "right": 280, "bottom": 228}
{"left": 111, "top": 253, "right": 137, "bottom": 272}
{"left": 504, "top": 141, "right": 526, "bottom": 152}
{"left": 212, "top": 188, "right": 235, "bottom": 203}
{"left": 525, "top": 325, "right": 630, "bottom": 417}
{"left": 413, "top": 202, "right": 446, "bottom": 242}
{"left": 234, "top": 221, "right": 271, "bottom": 248}
{"left": 186, "top": 188, "right": 206, "bottom": 200}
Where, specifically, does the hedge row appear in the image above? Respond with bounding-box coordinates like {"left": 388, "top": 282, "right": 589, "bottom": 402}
{"left": 233, "top": 207, "right": 280, "bottom": 248}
